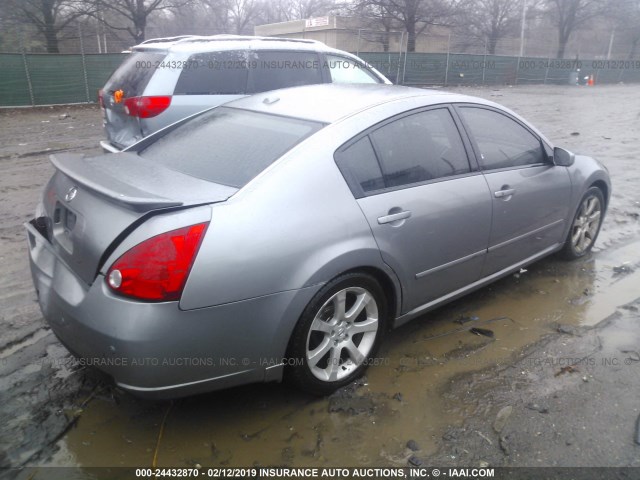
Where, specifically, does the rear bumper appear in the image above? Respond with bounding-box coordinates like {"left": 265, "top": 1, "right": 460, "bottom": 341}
{"left": 25, "top": 222, "right": 318, "bottom": 399}
{"left": 100, "top": 140, "right": 122, "bottom": 153}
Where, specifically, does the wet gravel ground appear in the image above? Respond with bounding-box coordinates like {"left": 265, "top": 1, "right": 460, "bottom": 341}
{"left": 1, "top": 85, "right": 639, "bottom": 475}
{"left": 0, "top": 105, "right": 104, "bottom": 469}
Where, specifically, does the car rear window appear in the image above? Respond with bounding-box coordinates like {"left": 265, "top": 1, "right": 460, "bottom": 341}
{"left": 139, "top": 107, "right": 323, "bottom": 187}
{"left": 104, "top": 51, "right": 165, "bottom": 97}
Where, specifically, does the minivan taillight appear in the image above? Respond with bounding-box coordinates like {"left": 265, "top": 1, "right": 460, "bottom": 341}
{"left": 123, "top": 96, "right": 172, "bottom": 118}
{"left": 98, "top": 89, "right": 104, "bottom": 108}
{"left": 106, "top": 222, "right": 208, "bottom": 302}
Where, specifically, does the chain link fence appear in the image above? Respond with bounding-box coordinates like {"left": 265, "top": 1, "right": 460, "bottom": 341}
{"left": 1, "top": 27, "right": 639, "bottom": 107}
{"left": 0, "top": 52, "right": 125, "bottom": 106}
{"left": 360, "top": 52, "right": 640, "bottom": 87}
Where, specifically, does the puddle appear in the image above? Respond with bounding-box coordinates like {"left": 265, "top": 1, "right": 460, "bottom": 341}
{"left": 37, "top": 236, "right": 640, "bottom": 471}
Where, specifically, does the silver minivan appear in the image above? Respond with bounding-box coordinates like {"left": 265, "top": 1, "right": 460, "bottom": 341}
{"left": 99, "top": 35, "right": 391, "bottom": 152}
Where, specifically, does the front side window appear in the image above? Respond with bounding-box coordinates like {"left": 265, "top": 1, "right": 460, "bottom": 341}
{"left": 369, "top": 108, "right": 470, "bottom": 189}
{"left": 459, "top": 107, "right": 545, "bottom": 170}
{"left": 325, "top": 55, "right": 380, "bottom": 84}
{"left": 140, "top": 107, "right": 323, "bottom": 187}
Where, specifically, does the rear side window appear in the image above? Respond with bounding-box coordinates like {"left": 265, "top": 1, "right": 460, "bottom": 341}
{"left": 335, "top": 137, "right": 385, "bottom": 193}
{"left": 325, "top": 55, "right": 380, "bottom": 84}
{"left": 139, "top": 107, "right": 323, "bottom": 188}
{"left": 174, "top": 51, "right": 249, "bottom": 95}
{"left": 175, "top": 50, "right": 324, "bottom": 95}
{"left": 247, "top": 51, "right": 323, "bottom": 93}
{"left": 104, "top": 51, "right": 164, "bottom": 96}
{"left": 459, "top": 107, "right": 545, "bottom": 170}
{"left": 370, "top": 108, "right": 470, "bottom": 189}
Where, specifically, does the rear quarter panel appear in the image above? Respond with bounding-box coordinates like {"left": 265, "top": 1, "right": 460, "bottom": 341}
{"left": 179, "top": 125, "right": 386, "bottom": 311}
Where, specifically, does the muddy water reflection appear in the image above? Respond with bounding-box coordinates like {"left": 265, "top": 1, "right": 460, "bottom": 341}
{"left": 46, "top": 246, "right": 640, "bottom": 469}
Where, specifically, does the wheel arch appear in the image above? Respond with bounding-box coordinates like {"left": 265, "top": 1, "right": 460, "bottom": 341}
{"left": 590, "top": 179, "right": 609, "bottom": 209}
{"left": 338, "top": 265, "right": 401, "bottom": 329}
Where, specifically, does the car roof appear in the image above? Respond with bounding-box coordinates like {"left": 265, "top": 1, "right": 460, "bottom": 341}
{"left": 134, "top": 34, "right": 347, "bottom": 55}
{"left": 224, "top": 83, "right": 498, "bottom": 124}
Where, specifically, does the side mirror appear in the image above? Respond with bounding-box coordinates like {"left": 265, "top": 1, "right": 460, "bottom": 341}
{"left": 553, "top": 147, "right": 575, "bottom": 167}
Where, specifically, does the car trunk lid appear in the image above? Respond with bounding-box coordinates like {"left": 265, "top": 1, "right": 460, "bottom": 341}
{"left": 37, "top": 152, "right": 237, "bottom": 285}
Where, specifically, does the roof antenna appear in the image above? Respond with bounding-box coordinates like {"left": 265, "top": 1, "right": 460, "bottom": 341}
{"left": 263, "top": 96, "right": 279, "bottom": 105}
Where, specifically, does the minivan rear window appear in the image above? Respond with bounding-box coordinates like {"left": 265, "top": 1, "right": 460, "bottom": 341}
{"left": 104, "top": 51, "right": 164, "bottom": 97}
{"left": 139, "top": 107, "right": 323, "bottom": 187}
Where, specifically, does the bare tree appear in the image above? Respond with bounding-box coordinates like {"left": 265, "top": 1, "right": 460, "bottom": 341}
{"left": 357, "top": 0, "right": 467, "bottom": 52}
{"left": 260, "top": 0, "right": 337, "bottom": 23}
{"left": 4, "top": 0, "right": 92, "bottom": 53}
{"left": 259, "top": 0, "right": 293, "bottom": 23}
{"left": 461, "top": 0, "right": 521, "bottom": 54}
{"left": 608, "top": 0, "right": 640, "bottom": 59}
{"left": 350, "top": 2, "right": 401, "bottom": 51}
{"left": 288, "top": 0, "right": 337, "bottom": 19}
{"left": 93, "top": 0, "right": 193, "bottom": 43}
{"left": 544, "top": 0, "right": 608, "bottom": 58}
{"left": 226, "top": 0, "right": 263, "bottom": 34}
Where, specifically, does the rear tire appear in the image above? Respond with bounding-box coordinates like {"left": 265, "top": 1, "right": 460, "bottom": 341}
{"left": 561, "top": 187, "right": 604, "bottom": 260}
{"left": 285, "top": 272, "right": 387, "bottom": 396}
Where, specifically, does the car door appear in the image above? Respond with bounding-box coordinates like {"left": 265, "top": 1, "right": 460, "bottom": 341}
{"left": 335, "top": 106, "right": 492, "bottom": 313}
{"left": 456, "top": 105, "right": 572, "bottom": 276}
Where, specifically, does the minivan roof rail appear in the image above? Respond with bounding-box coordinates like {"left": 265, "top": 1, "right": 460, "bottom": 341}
{"left": 138, "top": 35, "right": 200, "bottom": 45}
{"left": 134, "top": 34, "right": 322, "bottom": 49}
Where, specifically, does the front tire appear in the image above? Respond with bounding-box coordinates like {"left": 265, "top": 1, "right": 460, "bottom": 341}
{"left": 561, "top": 187, "right": 605, "bottom": 260}
{"left": 286, "top": 273, "right": 388, "bottom": 395}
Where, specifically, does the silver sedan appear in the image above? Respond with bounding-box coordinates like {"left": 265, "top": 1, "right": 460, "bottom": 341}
{"left": 26, "top": 84, "right": 610, "bottom": 398}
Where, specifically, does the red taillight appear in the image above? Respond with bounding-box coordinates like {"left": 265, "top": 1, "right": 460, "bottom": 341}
{"left": 98, "top": 89, "right": 104, "bottom": 108}
{"left": 123, "top": 96, "right": 172, "bottom": 118}
{"left": 106, "top": 222, "right": 208, "bottom": 302}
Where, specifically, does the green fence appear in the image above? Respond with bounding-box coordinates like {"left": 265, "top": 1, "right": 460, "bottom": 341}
{"left": 1, "top": 52, "right": 639, "bottom": 107}
{"left": 0, "top": 53, "right": 125, "bottom": 107}
{"left": 360, "top": 52, "right": 640, "bottom": 87}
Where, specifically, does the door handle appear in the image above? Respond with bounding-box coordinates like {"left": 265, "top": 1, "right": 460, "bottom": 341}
{"left": 494, "top": 188, "right": 516, "bottom": 198}
{"left": 378, "top": 210, "right": 412, "bottom": 225}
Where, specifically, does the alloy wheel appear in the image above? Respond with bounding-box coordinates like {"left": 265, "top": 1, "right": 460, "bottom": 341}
{"left": 305, "top": 287, "right": 379, "bottom": 382}
{"left": 570, "top": 195, "right": 602, "bottom": 254}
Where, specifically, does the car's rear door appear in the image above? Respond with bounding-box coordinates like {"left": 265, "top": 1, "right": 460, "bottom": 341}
{"left": 455, "top": 105, "right": 572, "bottom": 276}
{"left": 335, "top": 106, "right": 492, "bottom": 313}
